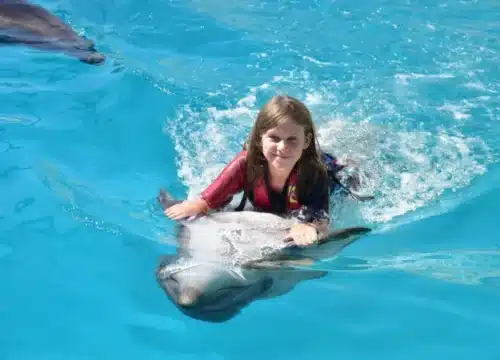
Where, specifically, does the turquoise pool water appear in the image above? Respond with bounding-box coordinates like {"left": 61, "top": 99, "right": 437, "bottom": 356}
{"left": 1, "top": 0, "right": 499, "bottom": 358}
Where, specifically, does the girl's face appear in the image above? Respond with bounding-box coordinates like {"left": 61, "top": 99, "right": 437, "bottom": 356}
{"left": 261, "top": 118, "right": 311, "bottom": 174}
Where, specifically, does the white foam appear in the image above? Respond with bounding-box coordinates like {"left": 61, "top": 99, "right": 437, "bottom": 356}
{"left": 438, "top": 103, "right": 471, "bottom": 121}
{"left": 395, "top": 72, "right": 455, "bottom": 85}
{"left": 313, "top": 119, "right": 491, "bottom": 224}
{"left": 164, "top": 72, "right": 494, "bottom": 227}
{"left": 165, "top": 104, "right": 250, "bottom": 200}
{"left": 463, "top": 82, "right": 494, "bottom": 92}
{"left": 302, "top": 56, "right": 334, "bottom": 67}
{"left": 358, "top": 250, "right": 500, "bottom": 286}
{"left": 304, "top": 91, "right": 325, "bottom": 106}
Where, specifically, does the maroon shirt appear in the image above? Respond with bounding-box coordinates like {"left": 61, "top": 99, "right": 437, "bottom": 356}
{"left": 200, "top": 150, "right": 330, "bottom": 219}
{"left": 201, "top": 150, "right": 247, "bottom": 209}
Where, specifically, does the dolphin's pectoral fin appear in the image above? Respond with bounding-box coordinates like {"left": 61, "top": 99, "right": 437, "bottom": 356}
{"left": 157, "top": 188, "right": 183, "bottom": 211}
{"left": 242, "top": 254, "right": 316, "bottom": 270}
{"left": 259, "top": 269, "right": 328, "bottom": 299}
{"left": 244, "top": 258, "right": 316, "bottom": 270}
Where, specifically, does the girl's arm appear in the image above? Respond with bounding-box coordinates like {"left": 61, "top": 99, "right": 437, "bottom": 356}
{"left": 165, "top": 151, "right": 247, "bottom": 220}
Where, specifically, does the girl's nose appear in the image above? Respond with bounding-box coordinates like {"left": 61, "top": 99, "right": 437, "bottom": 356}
{"left": 277, "top": 140, "right": 288, "bottom": 152}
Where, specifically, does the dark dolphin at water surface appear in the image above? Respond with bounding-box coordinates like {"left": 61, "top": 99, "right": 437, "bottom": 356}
{"left": 155, "top": 189, "right": 371, "bottom": 323}
{"left": 0, "top": 0, "right": 105, "bottom": 64}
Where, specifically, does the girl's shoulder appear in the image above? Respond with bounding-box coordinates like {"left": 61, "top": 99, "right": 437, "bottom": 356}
{"left": 232, "top": 149, "right": 248, "bottom": 164}
{"left": 221, "top": 149, "right": 248, "bottom": 174}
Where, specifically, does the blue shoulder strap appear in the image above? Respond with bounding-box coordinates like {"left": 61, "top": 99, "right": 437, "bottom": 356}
{"left": 322, "top": 151, "right": 374, "bottom": 201}
{"left": 321, "top": 151, "right": 345, "bottom": 194}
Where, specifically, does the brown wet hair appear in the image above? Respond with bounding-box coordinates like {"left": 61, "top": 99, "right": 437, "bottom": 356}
{"left": 244, "top": 95, "right": 327, "bottom": 201}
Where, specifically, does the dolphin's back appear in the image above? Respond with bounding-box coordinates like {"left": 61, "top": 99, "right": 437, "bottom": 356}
{"left": 0, "top": 0, "right": 27, "bottom": 4}
{"left": 159, "top": 189, "right": 370, "bottom": 268}
{"left": 0, "top": 3, "right": 77, "bottom": 41}
{"left": 197, "top": 211, "right": 295, "bottom": 230}
{"left": 174, "top": 211, "right": 295, "bottom": 266}
{"left": 0, "top": 0, "right": 105, "bottom": 64}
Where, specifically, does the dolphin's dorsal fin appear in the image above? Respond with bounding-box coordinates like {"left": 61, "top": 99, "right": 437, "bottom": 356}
{"left": 321, "top": 226, "right": 372, "bottom": 243}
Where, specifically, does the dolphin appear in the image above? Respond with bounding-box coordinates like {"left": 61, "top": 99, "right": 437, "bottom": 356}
{"left": 0, "top": 0, "right": 105, "bottom": 64}
{"left": 155, "top": 189, "right": 371, "bottom": 323}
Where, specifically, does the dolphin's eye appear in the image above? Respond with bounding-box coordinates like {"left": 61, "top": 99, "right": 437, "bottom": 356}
{"left": 157, "top": 268, "right": 172, "bottom": 280}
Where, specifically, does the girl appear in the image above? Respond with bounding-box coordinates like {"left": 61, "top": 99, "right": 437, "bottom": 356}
{"left": 165, "top": 95, "right": 332, "bottom": 247}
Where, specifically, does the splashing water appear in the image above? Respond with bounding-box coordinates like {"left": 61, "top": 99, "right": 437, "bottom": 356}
{"left": 345, "top": 250, "right": 500, "bottom": 286}
{"left": 164, "top": 73, "right": 495, "bottom": 229}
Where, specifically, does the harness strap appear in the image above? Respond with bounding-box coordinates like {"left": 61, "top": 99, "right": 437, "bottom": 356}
{"left": 235, "top": 191, "right": 247, "bottom": 211}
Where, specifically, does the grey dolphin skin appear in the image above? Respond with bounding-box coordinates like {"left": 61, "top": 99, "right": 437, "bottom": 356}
{"left": 156, "top": 189, "right": 371, "bottom": 323}
{"left": 0, "top": 0, "right": 105, "bottom": 64}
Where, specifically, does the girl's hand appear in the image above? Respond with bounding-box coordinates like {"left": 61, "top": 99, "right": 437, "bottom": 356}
{"left": 285, "top": 223, "right": 319, "bottom": 247}
{"left": 164, "top": 199, "right": 209, "bottom": 220}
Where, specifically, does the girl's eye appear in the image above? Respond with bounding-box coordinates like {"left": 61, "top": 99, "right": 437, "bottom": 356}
{"left": 269, "top": 136, "right": 280, "bottom": 142}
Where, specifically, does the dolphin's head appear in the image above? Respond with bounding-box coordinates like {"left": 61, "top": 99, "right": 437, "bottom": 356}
{"left": 65, "top": 37, "right": 105, "bottom": 65}
{"left": 154, "top": 189, "right": 371, "bottom": 322}
{"left": 156, "top": 257, "right": 274, "bottom": 323}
